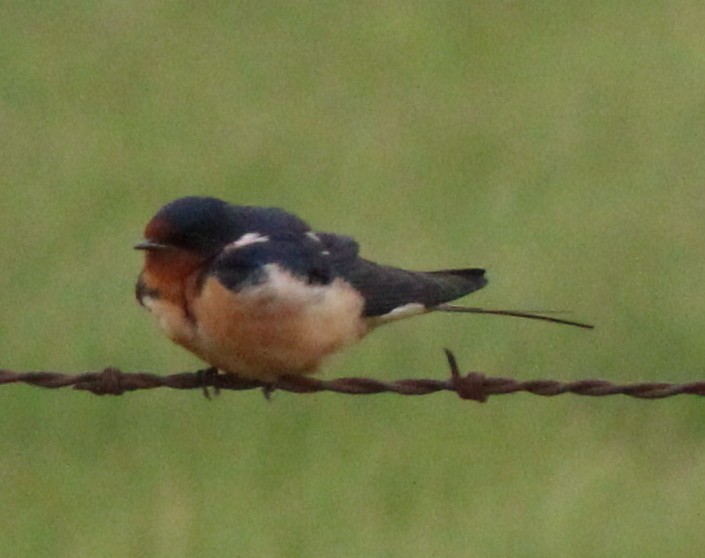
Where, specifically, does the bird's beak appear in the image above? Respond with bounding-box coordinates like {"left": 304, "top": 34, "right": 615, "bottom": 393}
{"left": 134, "top": 239, "right": 171, "bottom": 251}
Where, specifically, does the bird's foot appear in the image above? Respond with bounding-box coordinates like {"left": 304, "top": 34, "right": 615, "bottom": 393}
{"left": 261, "top": 382, "right": 277, "bottom": 401}
{"left": 197, "top": 367, "right": 221, "bottom": 400}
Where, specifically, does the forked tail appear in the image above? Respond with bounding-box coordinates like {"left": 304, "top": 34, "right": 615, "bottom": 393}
{"left": 435, "top": 304, "right": 594, "bottom": 329}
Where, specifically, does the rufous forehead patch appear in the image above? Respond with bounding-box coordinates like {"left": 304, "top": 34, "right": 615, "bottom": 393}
{"left": 144, "top": 217, "right": 174, "bottom": 242}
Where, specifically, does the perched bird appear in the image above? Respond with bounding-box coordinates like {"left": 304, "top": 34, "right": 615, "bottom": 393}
{"left": 135, "top": 196, "right": 590, "bottom": 381}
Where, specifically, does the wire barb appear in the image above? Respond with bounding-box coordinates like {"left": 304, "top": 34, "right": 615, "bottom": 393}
{"left": 2, "top": 352, "right": 705, "bottom": 401}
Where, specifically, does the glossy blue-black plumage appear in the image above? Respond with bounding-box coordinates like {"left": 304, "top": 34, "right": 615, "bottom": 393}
{"left": 149, "top": 196, "right": 310, "bottom": 254}
{"left": 145, "top": 196, "right": 487, "bottom": 318}
{"left": 212, "top": 236, "right": 333, "bottom": 291}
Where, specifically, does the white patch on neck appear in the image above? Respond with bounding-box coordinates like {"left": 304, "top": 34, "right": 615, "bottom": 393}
{"left": 141, "top": 293, "right": 157, "bottom": 311}
{"left": 224, "top": 232, "right": 269, "bottom": 251}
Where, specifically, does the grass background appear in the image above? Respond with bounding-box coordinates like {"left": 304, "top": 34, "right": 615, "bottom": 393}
{"left": 2, "top": 2, "right": 705, "bottom": 556}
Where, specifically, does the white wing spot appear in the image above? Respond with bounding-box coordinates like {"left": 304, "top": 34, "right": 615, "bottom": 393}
{"left": 306, "top": 231, "right": 321, "bottom": 243}
{"left": 224, "top": 232, "right": 269, "bottom": 251}
{"left": 377, "top": 303, "right": 426, "bottom": 323}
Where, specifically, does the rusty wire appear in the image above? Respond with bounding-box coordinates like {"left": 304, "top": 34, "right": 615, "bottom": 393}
{"left": 1, "top": 350, "right": 704, "bottom": 402}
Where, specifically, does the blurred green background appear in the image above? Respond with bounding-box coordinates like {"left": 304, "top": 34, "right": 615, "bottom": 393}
{"left": 2, "top": 2, "right": 705, "bottom": 556}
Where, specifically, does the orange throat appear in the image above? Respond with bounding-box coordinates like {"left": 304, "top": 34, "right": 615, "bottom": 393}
{"left": 138, "top": 249, "right": 209, "bottom": 346}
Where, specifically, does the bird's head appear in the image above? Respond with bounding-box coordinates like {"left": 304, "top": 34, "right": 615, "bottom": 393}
{"left": 135, "top": 196, "right": 244, "bottom": 284}
{"left": 135, "top": 196, "right": 317, "bottom": 285}
{"left": 135, "top": 196, "right": 239, "bottom": 257}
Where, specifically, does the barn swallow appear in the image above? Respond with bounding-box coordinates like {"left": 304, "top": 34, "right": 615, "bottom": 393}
{"left": 135, "top": 196, "right": 591, "bottom": 381}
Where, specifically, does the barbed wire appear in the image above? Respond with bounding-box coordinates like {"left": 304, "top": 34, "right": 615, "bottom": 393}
{"left": 1, "top": 350, "right": 704, "bottom": 402}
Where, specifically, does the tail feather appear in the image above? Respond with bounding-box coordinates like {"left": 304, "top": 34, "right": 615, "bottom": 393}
{"left": 435, "top": 304, "right": 594, "bottom": 329}
{"left": 343, "top": 261, "right": 487, "bottom": 318}
{"left": 425, "top": 268, "right": 488, "bottom": 298}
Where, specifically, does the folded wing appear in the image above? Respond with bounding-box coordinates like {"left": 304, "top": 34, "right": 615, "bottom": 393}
{"left": 317, "top": 233, "right": 487, "bottom": 318}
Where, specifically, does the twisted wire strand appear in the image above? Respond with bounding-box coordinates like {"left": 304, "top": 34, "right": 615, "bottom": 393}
{"left": 1, "top": 350, "right": 704, "bottom": 402}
